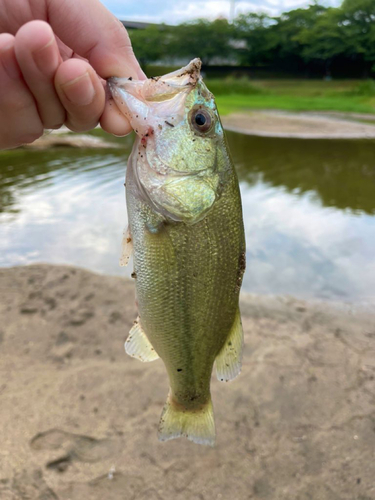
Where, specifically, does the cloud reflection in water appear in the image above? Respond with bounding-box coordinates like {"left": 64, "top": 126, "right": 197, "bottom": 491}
{"left": 0, "top": 133, "right": 374, "bottom": 304}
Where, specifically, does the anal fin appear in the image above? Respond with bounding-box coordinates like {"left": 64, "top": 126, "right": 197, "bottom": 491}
{"left": 125, "top": 317, "right": 159, "bottom": 362}
{"left": 215, "top": 307, "right": 244, "bottom": 382}
{"left": 119, "top": 226, "right": 133, "bottom": 267}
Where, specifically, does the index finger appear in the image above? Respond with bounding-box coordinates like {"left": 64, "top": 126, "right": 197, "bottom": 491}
{"left": 46, "top": 0, "right": 145, "bottom": 80}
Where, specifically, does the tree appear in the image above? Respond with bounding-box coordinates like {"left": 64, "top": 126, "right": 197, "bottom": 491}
{"left": 341, "top": 0, "right": 375, "bottom": 73}
{"left": 295, "top": 8, "right": 349, "bottom": 75}
{"left": 127, "top": 2, "right": 375, "bottom": 77}
{"left": 272, "top": 4, "right": 328, "bottom": 72}
{"left": 169, "top": 19, "right": 234, "bottom": 66}
{"left": 233, "top": 13, "right": 277, "bottom": 66}
{"left": 130, "top": 25, "right": 171, "bottom": 66}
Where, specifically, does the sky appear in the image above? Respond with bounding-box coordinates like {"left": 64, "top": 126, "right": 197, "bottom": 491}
{"left": 100, "top": 0, "right": 342, "bottom": 24}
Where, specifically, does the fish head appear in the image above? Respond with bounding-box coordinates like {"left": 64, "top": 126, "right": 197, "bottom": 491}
{"left": 108, "top": 59, "right": 227, "bottom": 224}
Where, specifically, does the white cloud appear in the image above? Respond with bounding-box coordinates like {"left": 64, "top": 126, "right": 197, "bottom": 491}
{"left": 239, "top": 180, "right": 375, "bottom": 302}
{"left": 1, "top": 149, "right": 373, "bottom": 304}
{"left": 101, "top": 0, "right": 342, "bottom": 24}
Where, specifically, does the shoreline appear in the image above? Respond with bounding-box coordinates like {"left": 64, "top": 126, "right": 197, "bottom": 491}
{"left": 13, "top": 109, "right": 375, "bottom": 151}
{"left": 1, "top": 263, "right": 374, "bottom": 499}
{"left": 222, "top": 110, "right": 375, "bottom": 139}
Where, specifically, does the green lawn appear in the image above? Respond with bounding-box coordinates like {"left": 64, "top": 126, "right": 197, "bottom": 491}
{"left": 145, "top": 65, "right": 375, "bottom": 115}
{"left": 205, "top": 79, "right": 375, "bottom": 115}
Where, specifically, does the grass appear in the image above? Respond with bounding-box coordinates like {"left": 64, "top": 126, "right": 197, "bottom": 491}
{"left": 145, "top": 65, "right": 375, "bottom": 115}
{"left": 215, "top": 94, "right": 375, "bottom": 115}
{"left": 205, "top": 78, "right": 375, "bottom": 116}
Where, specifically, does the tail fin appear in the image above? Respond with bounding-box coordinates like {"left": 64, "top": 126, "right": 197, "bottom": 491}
{"left": 158, "top": 391, "right": 215, "bottom": 446}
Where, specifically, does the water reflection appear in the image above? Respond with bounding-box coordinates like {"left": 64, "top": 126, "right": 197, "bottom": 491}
{"left": 0, "top": 140, "right": 132, "bottom": 275}
{"left": 228, "top": 132, "right": 375, "bottom": 215}
{"left": 0, "top": 132, "right": 374, "bottom": 303}
{"left": 0, "top": 140, "right": 131, "bottom": 214}
{"left": 226, "top": 133, "right": 375, "bottom": 302}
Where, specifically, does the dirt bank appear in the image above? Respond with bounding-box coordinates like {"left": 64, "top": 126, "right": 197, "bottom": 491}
{"left": 0, "top": 264, "right": 374, "bottom": 499}
{"left": 222, "top": 110, "right": 375, "bottom": 139}
{"left": 23, "top": 131, "right": 119, "bottom": 149}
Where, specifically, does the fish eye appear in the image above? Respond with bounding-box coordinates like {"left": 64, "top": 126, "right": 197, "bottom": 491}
{"left": 191, "top": 108, "right": 213, "bottom": 133}
{"left": 195, "top": 113, "right": 207, "bottom": 126}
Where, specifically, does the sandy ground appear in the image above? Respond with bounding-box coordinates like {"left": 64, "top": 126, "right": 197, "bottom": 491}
{"left": 23, "top": 132, "right": 119, "bottom": 150}
{"left": 0, "top": 264, "right": 375, "bottom": 500}
{"left": 222, "top": 111, "right": 375, "bottom": 139}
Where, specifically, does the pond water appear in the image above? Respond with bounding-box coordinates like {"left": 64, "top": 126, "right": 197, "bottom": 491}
{"left": 0, "top": 131, "right": 374, "bottom": 304}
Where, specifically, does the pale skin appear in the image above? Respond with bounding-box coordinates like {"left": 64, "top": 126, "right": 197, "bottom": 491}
{"left": 0, "top": 0, "right": 145, "bottom": 150}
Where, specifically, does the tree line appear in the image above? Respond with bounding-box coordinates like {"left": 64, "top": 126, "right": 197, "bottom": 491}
{"left": 129, "top": 0, "right": 375, "bottom": 77}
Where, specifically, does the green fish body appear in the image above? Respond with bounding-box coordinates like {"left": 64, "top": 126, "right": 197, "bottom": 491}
{"left": 109, "top": 60, "right": 245, "bottom": 446}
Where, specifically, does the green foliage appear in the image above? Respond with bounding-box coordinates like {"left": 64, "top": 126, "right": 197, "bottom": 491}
{"left": 215, "top": 91, "right": 373, "bottom": 115}
{"left": 130, "top": 19, "right": 234, "bottom": 66}
{"left": 341, "top": 0, "right": 375, "bottom": 68}
{"left": 144, "top": 65, "right": 179, "bottom": 78}
{"left": 273, "top": 4, "right": 328, "bottom": 61}
{"left": 296, "top": 8, "right": 349, "bottom": 63}
{"left": 168, "top": 19, "right": 234, "bottom": 65}
{"left": 129, "top": 25, "right": 171, "bottom": 66}
{"left": 129, "top": 1, "right": 375, "bottom": 77}
{"left": 233, "top": 13, "right": 277, "bottom": 66}
{"left": 351, "top": 79, "right": 375, "bottom": 96}
{"left": 205, "top": 77, "right": 264, "bottom": 95}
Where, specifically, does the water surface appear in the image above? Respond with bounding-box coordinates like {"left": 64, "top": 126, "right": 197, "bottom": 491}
{"left": 1, "top": 131, "right": 374, "bottom": 303}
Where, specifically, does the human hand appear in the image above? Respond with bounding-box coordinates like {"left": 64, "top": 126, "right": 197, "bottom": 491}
{"left": 0, "top": 0, "right": 145, "bottom": 149}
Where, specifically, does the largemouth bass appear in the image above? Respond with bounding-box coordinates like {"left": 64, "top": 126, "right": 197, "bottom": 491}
{"left": 108, "top": 59, "right": 245, "bottom": 446}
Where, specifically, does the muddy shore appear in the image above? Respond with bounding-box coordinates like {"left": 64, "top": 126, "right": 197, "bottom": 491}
{"left": 20, "top": 110, "right": 375, "bottom": 151}
{"left": 222, "top": 110, "right": 375, "bottom": 139}
{"left": 0, "top": 264, "right": 374, "bottom": 499}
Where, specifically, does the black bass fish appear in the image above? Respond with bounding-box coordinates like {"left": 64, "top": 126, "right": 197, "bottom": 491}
{"left": 108, "top": 59, "right": 245, "bottom": 446}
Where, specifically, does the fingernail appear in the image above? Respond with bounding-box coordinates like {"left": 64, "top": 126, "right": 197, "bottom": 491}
{"left": 0, "top": 44, "right": 21, "bottom": 79}
{"left": 33, "top": 38, "right": 59, "bottom": 75}
{"left": 61, "top": 72, "right": 96, "bottom": 106}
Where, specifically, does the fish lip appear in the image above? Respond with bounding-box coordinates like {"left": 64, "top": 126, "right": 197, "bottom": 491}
{"left": 107, "top": 58, "right": 202, "bottom": 94}
{"left": 107, "top": 77, "right": 120, "bottom": 93}
{"left": 106, "top": 59, "right": 204, "bottom": 138}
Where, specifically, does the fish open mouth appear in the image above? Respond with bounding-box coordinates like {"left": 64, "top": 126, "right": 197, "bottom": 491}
{"left": 107, "top": 59, "right": 202, "bottom": 131}
{"left": 108, "top": 58, "right": 201, "bottom": 98}
{"left": 108, "top": 58, "right": 221, "bottom": 224}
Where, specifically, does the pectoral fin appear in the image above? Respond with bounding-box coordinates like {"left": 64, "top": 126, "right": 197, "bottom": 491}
{"left": 125, "top": 317, "right": 159, "bottom": 362}
{"left": 215, "top": 308, "right": 244, "bottom": 382}
{"left": 119, "top": 226, "right": 133, "bottom": 267}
